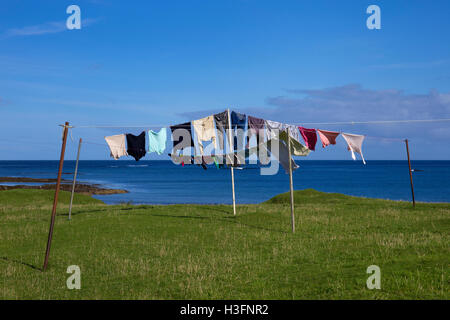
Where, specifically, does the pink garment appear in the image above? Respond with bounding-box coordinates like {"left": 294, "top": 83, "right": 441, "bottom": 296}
{"left": 298, "top": 127, "right": 317, "bottom": 151}
{"left": 317, "top": 129, "right": 340, "bottom": 148}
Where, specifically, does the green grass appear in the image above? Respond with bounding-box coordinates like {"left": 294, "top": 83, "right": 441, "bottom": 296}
{"left": 0, "top": 188, "right": 448, "bottom": 299}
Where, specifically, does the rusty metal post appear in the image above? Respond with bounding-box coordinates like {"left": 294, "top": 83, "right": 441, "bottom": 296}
{"left": 405, "top": 139, "right": 416, "bottom": 207}
{"left": 43, "top": 122, "right": 70, "bottom": 271}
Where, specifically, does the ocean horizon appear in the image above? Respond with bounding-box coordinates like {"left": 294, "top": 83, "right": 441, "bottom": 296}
{"left": 0, "top": 160, "right": 449, "bottom": 204}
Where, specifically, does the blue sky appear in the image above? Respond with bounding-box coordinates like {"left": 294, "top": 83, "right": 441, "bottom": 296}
{"left": 0, "top": 0, "right": 449, "bottom": 160}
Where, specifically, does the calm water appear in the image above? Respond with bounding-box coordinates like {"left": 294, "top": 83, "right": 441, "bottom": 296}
{"left": 0, "top": 160, "right": 449, "bottom": 204}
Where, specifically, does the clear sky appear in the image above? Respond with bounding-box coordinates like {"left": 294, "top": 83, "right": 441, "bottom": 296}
{"left": 1, "top": 0, "right": 449, "bottom": 160}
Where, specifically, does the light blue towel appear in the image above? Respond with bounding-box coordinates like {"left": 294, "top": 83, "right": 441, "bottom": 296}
{"left": 148, "top": 128, "right": 167, "bottom": 155}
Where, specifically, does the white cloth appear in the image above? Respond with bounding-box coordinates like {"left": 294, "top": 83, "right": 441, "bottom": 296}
{"left": 105, "top": 134, "right": 128, "bottom": 160}
{"left": 283, "top": 124, "right": 301, "bottom": 143}
{"left": 265, "top": 120, "right": 284, "bottom": 139}
{"left": 342, "top": 133, "right": 366, "bottom": 164}
{"left": 192, "top": 115, "right": 217, "bottom": 155}
{"left": 266, "top": 121, "right": 301, "bottom": 143}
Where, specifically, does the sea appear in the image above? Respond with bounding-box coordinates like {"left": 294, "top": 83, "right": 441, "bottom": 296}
{"left": 0, "top": 160, "right": 449, "bottom": 204}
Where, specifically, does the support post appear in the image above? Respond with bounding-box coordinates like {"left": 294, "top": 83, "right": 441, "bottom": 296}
{"left": 69, "top": 138, "right": 82, "bottom": 220}
{"left": 405, "top": 139, "right": 416, "bottom": 207}
{"left": 227, "top": 109, "right": 237, "bottom": 216}
{"left": 43, "top": 122, "right": 70, "bottom": 271}
{"left": 287, "top": 130, "right": 295, "bottom": 233}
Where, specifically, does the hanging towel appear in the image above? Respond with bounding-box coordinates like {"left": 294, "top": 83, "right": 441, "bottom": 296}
{"left": 221, "top": 138, "right": 299, "bottom": 174}
{"left": 248, "top": 115, "right": 265, "bottom": 145}
{"left": 317, "top": 129, "right": 340, "bottom": 148}
{"left": 105, "top": 134, "right": 128, "bottom": 160}
{"left": 263, "top": 138, "right": 299, "bottom": 174}
{"left": 148, "top": 128, "right": 167, "bottom": 155}
{"left": 214, "top": 111, "right": 229, "bottom": 152}
{"left": 248, "top": 116, "right": 265, "bottom": 135}
{"left": 342, "top": 133, "right": 366, "bottom": 164}
{"left": 192, "top": 115, "right": 217, "bottom": 155}
{"left": 126, "top": 132, "right": 146, "bottom": 161}
{"left": 170, "top": 122, "right": 194, "bottom": 151}
{"left": 266, "top": 120, "right": 284, "bottom": 139}
{"left": 298, "top": 126, "right": 317, "bottom": 151}
{"left": 279, "top": 130, "right": 310, "bottom": 156}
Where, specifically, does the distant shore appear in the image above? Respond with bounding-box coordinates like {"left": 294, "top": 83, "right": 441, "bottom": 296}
{"left": 0, "top": 177, "right": 128, "bottom": 196}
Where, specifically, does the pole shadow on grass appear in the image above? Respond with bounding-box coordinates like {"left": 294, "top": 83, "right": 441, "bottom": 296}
{"left": 56, "top": 208, "right": 108, "bottom": 217}
{"left": 0, "top": 256, "right": 41, "bottom": 271}
{"left": 233, "top": 221, "right": 289, "bottom": 234}
{"left": 148, "top": 213, "right": 212, "bottom": 220}
{"left": 193, "top": 206, "right": 289, "bottom": 234}
{"left": 54, "top": 204, "right": 289, "bottom": 234}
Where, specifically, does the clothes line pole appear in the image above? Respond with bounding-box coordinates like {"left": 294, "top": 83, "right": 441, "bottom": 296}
{"left": 43, "top": 122, "right": 70, "bottom": 271}
{"left": 68, "top": 138, "right": 82, "bottom": 220}
{"left": 287, "top": 130, "right": 295, "bottom": 233}
{"left": 227, "top": 108, "right": 237, "bottom": 216}
{"left": 405, "top": 139, "right": 416, "bottom": 207}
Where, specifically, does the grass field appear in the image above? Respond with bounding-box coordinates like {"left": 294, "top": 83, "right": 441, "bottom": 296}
{"left": 0, "top": 188, "right": 448, "bottom": 299}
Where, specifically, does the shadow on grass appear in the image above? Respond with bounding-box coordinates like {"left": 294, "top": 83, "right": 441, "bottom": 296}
{"left": 0, "top": 256, "right": 41, "bottom": 272}
{"left": 193, "top": 205, "right": 234, "bottom": 216}
{"left": 148, "top": 213, "right": 211, "bottom": 220}
{"left": 54, "top": 203, "right": 289, "bottom": 234}
{"left": 231, "top": 220, "right": 289, "bottom": 234}
{"left": 57, "top": 209, "right": 108, "bottom": 217}
{"left": 189, "top": 206, "right": 289, "bottom": 234}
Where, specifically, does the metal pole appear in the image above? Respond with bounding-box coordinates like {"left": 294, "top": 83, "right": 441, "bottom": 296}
{"left": 227, "top": 109, "right": 237, "bottom": 216}
{"left": 43, "top": 122, "right": 69, "bottom": 271}
{"left": 69, "top": 138, "right": 82, "bottom": 220}
{"left": 287, "top": 130, "right": 295, "bottom": 233}
{"left": 405, "top": 139, "right": 416, "bottom": 207}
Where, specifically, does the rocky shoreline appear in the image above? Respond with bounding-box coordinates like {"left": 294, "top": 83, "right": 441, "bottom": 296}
{"left": 0, "top": 177, "right": 128, "bottom": 196}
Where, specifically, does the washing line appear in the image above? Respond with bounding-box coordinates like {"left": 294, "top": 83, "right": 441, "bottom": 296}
{"left": 64, "top": 117, "right": 450, "bottom": 148}
{"left": 69, "top": 117, "right": 450, "bottom": 129}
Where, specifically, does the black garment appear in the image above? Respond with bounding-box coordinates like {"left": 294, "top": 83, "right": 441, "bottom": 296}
{"left": 230, "top": 111, "right": 247, "bottom": 166}
{"left": 214, "top": 111, "right": 229, "bottom": 151}
{"left": 197, "top": 156, "right": 208, "bottom": 170}
{"left": 231, "top": 111, "right": 246, "bottom": 131}
{"left": 126, "top": 131, "right": 146, "bottom": 161}
{"left": 170, "top": 122, "right": 194, "bottom": 150}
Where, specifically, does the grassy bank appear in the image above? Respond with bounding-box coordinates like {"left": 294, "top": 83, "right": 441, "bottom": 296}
{"left": 0, "top": 188, "right": 448, "bottom": 299}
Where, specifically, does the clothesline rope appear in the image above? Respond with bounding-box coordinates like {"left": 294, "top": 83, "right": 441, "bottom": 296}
{"left": 69, "top": 118, "right": 450, "bottom": 129}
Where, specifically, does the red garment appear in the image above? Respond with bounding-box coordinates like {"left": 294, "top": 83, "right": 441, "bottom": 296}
{"left": 317, "top": 129, "right": 340, "bottom": 148}
{"left": 298, "top": 127, "right": 317, "bottom": 151}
